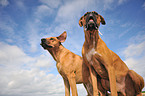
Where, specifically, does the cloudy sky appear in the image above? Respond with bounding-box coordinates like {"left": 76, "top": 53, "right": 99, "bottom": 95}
{"left": 0, "top": 0, "right": 145, "bottom": 96}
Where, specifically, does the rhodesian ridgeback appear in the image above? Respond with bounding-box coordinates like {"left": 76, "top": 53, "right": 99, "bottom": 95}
{"left": 41, "top": 31, "right": 94, "bottom": 96}
{"left": 79, "top": 11, "right": 144, "bottom": 96}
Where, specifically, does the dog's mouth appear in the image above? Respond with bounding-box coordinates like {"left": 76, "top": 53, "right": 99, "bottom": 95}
{"left": 40, "top": 39, "right": 53, "bottom": 49}
{"left": 85, "top": 16, "right": 98, "bottom": 31}
{"left": 40, "top": 43, "right": 53, "bottom": 49}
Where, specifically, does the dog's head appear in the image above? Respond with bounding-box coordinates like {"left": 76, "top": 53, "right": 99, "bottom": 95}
{"left": 79, "top": 11, "right": 106, "bottom": 31}
{"left": 40, "top": 31, "right": 67, "bottom": 50}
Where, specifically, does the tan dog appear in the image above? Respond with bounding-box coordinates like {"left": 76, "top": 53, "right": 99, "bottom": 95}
{"left": 40, "top": 31, "right": 93, "bottom": 96}
{"left": 79, "top": 11, "right": 144, "bottom": 96}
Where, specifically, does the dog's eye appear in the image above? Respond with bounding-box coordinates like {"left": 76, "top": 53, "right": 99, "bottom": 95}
{"left": 84, "top": 13, "right": 87, "bottom": 16}
{"left": 93, "top": 12, "right": 98, "bottom": 15}
{"left": 50, "top": 38, "right": 54, "bottom": 40}
{"left": 50, "top": 38, "right": 53, "bottom": 40}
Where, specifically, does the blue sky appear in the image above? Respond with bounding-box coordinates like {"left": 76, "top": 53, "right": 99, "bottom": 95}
{"left": 0, "top": 0, "right": 145, "bottom": 96}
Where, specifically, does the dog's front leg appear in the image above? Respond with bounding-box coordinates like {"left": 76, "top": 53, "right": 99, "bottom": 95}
{"left": 88, "top": 66, "right": 99, "bottom": 96}
{"left": 67, "top": 72, "right": 78, "bottom": 96}
{"left": 63, "top": 78, "right": 70, "bottom": 96}
{"left": 108, "top": 66, "right": 117, "bottom": 96}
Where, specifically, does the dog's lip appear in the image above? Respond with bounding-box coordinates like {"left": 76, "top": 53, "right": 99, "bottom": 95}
{"left": 89, "top": 19, "right": 94, "bottom": 22}
{"left": 85, "top": 21, "right": 98, "bottom": 31}
{"left": 89, "top": 19, "right": 94, "bottom": 23}
{"left": 40, "top": 42, "right": 53, "bottom": 49}
{"left": 86, "top": 17, "right": 95, "bottom": 25}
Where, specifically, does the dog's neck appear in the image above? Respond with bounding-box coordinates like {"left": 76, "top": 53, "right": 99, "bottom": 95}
{"left": 84, "top": 29, "right": 100, "bottom": 49}
{"left": 47, "top": 44, "right": 65, "bottom": 62}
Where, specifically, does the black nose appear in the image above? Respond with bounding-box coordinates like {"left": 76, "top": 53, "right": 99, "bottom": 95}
{"left": 41, "top": 38, "right": 46, "bottom": 43}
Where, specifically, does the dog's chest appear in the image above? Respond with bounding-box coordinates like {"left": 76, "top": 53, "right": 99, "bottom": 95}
{"left": 85, "top": 48, "right": 101, "bottom": 64}
{"left": 56, "top": 62, "right": 67, "bottom": 78}
{"left": 84, "top": 47, "right": 109, "bottom": 78}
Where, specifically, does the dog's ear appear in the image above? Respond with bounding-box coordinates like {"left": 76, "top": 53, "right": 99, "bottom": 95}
{"left": 79, "top": 16, "right": 84, "bottom": 27}
{"left": 99, "top": 14, "right": 106, "bottom": 25}
{"left": 57, "top": 31, "right": 67, "bottom": 43}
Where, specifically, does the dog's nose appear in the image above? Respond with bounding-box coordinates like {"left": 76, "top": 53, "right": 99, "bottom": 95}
{"left": 41, "top": 38, "right": 46, "bottom": 43}
{"left": 89, "top": 13, "right": 93, "bottom": 17}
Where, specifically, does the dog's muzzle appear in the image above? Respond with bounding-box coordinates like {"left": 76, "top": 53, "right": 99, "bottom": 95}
{"left": 85, "top": 13, "right": 98, "bottom": 31}
{"left": 40, "top": 38, "right": 52, "bottom": 49}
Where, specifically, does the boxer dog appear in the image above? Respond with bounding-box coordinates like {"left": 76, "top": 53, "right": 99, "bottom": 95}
{"left": 41, "top": 31, "right": 93, "bottom": 96}
{"left": 79, "top": 11, "right": 144, "bottom": 96}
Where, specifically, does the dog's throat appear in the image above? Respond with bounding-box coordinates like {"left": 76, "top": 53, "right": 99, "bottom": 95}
{"left": 85, "top": 30, "right": 99, "bottom": 48}
{"left": 48, "top": 45, "right": 65, "bottom": 62}
{"left": 90, "top": 33, "right": 94, "bottom": 41}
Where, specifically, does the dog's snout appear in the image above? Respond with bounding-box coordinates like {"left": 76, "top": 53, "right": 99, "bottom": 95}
{"left": 88, "top": 13, "right": 94, "bottom": 20}
{"left": 89, "top": 13, "right": 93, "bottom": 17}
{"left": 41, "top": 38, "right": 46, "bottom": 43}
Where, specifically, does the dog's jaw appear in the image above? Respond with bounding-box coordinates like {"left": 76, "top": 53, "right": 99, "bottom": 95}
{"left": 85, "top": 23, "right": 98, "bottom": 31}
{"left": 40, "top": 43, "right": 53, "bottom": 49}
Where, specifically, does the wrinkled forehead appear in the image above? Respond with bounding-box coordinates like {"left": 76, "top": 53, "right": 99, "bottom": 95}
{"left": 84, "top": 11, "right": 98, "bottom": 17}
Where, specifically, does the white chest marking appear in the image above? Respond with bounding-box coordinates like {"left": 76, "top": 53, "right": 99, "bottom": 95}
{"left": 85, "top": 48, "right": 101, "bottom": 63}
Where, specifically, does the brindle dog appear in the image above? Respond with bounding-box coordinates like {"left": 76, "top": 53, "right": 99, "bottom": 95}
{"left": 79, "top": 11, "right": 144, "bottom": 96}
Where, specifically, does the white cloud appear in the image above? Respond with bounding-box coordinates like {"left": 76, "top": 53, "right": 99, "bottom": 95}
{"left": 0, "top": 42, "right": 88, "bottom": 96}
{"left": 55, "top": 0, "right": 95, "bottom": 23}
{"left": 0, "top": 42, "right": 33, "bottom": 66}
{"left": 35, "top": 54, "right": 53, "bottom": 68}
{"left": 0, "top": 42, "right": 66, "bottom": 96}
{"left": 25, "top": 20, "right": 41, "bottom": 53}
{"left": 0, "top": 68, "right": 65, "bottom": 96}
{"left": 0, "top": 0, "right": 9, "bottom": 7}
{"left": 35, "top": 5, "right": 53, "bottom": 19}
{"left": 39, "top": 0, "right": 61, "bottom": 8}
{"left": 122, "top": 41, "right": 145, "bottom": 58}
{"left": 25, "top": 4, "right": 55, "bottom": 53}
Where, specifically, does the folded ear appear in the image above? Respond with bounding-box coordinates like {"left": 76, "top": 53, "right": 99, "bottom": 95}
{"left": 57, "top": 31, "right": 67, "bottom": 43}
{"left": 99, "top": 15, "right": 106, "bottom": 25}
{"left": 79, "top": 16, "right": 84, "bottom": 27}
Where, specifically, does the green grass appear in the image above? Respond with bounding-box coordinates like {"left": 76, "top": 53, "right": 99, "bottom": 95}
{"left": 142, "top": 91, "right": 145, "bottom": 93}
